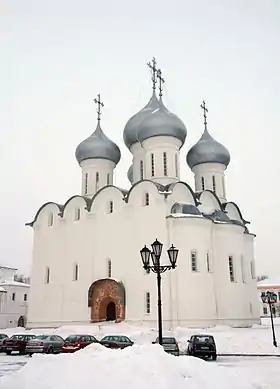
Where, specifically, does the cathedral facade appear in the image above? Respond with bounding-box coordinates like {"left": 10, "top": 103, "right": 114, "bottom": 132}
{"left": 26, "top": 61, "right": 260, "bottom": 329}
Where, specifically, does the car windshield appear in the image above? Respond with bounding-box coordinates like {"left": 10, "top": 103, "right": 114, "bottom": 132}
{"left": 35, "top": 335, "right": 49, "bottom": 340}
{"left": 194, "top": 336, "right": 214, "bottom": 343}
{"left": 65, "top": 336, "right": 80, "bottom": 342}
{"left": 102, "top": 336, "right": 129, "bottom": 343}
{"left": 155, "top": 337, "right": 176, "bottom": 344}
{"left": 11, "top": 335, "right": 25, "bottom": 340}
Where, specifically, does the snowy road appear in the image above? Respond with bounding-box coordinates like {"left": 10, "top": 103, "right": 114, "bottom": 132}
{"left": 0, "top": 353, "right": 279, "bottom": 388}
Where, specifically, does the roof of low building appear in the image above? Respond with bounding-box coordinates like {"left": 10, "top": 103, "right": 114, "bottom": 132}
{"left": 257, "top": 277, "right": 280, "bottom": 287}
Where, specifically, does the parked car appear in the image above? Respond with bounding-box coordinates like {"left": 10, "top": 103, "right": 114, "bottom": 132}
{"left": 186, "top": 334, "right": 217, "bottom": 360}
{"left": 153, "top": 337, "right": 180, "bottom": 356}
{"left": 4, "top": 334, "right": 37, "bottom": 355}
{"left": 62, "top": 334, "right": 98, "bottom": 353}
{"left": 25, "top": 335, "right": 65, "bottom": 355}
{"left": 0, "top": 334, "right": 8, "bottom": 352}
{"left": 100, "top": 335, "right": 134, "bottom": 349}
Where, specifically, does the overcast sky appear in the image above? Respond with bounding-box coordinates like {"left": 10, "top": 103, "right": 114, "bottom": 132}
{"left": 1, "top": 0, "right": 279, "bottom": 276}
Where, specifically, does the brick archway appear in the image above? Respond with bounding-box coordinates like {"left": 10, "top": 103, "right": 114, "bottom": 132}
{"left": 88, "top": 279, "right": 125, "bottom": 323}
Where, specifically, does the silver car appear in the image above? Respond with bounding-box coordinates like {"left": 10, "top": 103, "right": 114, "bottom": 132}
{"left": 0, "top": 334, "right": 8, "bottom": 352}
{"left": 26, "top": 335, "right": 64, "bottom": 355}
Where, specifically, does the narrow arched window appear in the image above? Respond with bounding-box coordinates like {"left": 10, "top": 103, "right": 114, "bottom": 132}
{"left": 229, "top": 256, "right": 235, "bottom": 282}
{"left": 163, "top": 152, "right": 168, "bottom": 176}
{"left": 48, "top": 213, "right": 53, "bottom": 227}
{"left": 108, "top": 259, "right": 112, "bottom": 278}
{"left": 144, "top": 192, "right": 150, "bottom": 206}
{"left": 212, "top": 175, "right": 216, "bottom": 193}
{"left": 84, "top": 173, "right": 88, "bottom": 194}
{"left": 250, "top": 260, "right": 256, "bottom": 279}
{"left": 201, "top": 176, "right": 205, "bottom": 190}
{"left": 73, "top": 263, "right": 79, "bottom": 281}
{"left": 140, "top": 160, "right": 144, "bottom": 180}
{"left": 151, "top": 154, "right": 155, "bottom": 177}
{"left": 74, "top": 208, "right": 80, "bottom": 221}
{"left": 108, "top": 201, "right": 113, "bottom": 214}
{"left": 96, "top": 172, "right": 99, "bottom": 191}
{"left": 175, "top": 154, "right": 178, "bottom": 177}
{"left": 45, "top": 267, "right": 50, "bottom": 284}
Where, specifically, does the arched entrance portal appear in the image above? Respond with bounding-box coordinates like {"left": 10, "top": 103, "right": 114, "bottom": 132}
{"left": 88, "top": 279, "right": 125, "bottom": 323}
{"left": 18, "top": 316, "right": 25, "bottom": 327}
{"left": 106, "top": 302, "right": 116, "bottom": 321}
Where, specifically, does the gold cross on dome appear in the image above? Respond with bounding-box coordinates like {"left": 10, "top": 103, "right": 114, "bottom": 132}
{"left": 157, "top": 69, "right": 165, "bottom": 98}
{"left": 200, "top": 100, "right": 208, "bottom": 131}
{"left": 94, "top": 94, "right": 104, "bottom": 122}
{"left": 147, "top": 57, "right": 158, "bottom": 91}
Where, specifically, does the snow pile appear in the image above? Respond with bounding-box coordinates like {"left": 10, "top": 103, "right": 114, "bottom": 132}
{"left": 0, "top": 343, "right": 263, "bottom": 389}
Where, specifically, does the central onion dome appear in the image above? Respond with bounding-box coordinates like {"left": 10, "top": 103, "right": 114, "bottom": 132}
{"left": 137, "top": 98, "right": 187, "bottom": 147}
{"left": 75, "top": 122, "right": 121, "bottom": 165}
{"left": 187, "top": 128, "right": 230, "bottom": 169}
{"left": 123, "top": 91, "right": 160, "bottom": 150}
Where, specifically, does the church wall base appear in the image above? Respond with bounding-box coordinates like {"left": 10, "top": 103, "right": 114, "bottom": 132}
{"left": 26, "top": 317, "right": 261, "bottom": 330}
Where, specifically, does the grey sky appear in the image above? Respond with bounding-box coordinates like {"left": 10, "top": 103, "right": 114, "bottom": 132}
{"left": 1, "top": 0, "right": 279, "bottom": 276}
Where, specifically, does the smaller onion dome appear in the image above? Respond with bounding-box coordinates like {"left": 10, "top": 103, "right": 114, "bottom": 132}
{"left": 137, "top": 98, "right": 187, "bottom": 147}
{"left": 75, "top": 122, "right": 121, "bottom": 165}
{"left": 127, "top": 165, "right": 133, "bottom": 184}
{"left": 123, "top": 92, "right": 160, "bottom": 150}
{"left": 187, "top": 129, "right": 230, "bottom": 169}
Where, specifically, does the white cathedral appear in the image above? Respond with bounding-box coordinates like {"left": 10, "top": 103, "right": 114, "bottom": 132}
{"left": 26, "top": 60, "right": 260, "bottom": 329}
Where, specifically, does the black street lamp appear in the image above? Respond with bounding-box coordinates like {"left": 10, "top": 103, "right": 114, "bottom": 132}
{"left": 261, "top": 291, "right": 278, "bottom": 348}
{"left": 140, "top": 239, "right": 179, "bottom": 346}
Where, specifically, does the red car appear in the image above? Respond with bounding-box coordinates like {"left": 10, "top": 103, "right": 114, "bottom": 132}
{"left": 4, "top": 334, "right": 37, "bottom": 355}
{"left": 62, "top": 334, "right": 98, "bottom": 353}
{"left": 100, "top": 335, "right": 134, "bottom": 349}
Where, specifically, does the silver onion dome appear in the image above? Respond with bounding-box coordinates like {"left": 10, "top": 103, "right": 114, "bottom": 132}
{"left": 123, "top": 92, "right": 160, "bottom": 150}
{"left": 127, "top": 164, "right": 133, "bottom": 184}
{"left": 186, "top": 128, "right": 230, "bottom": 169}
{"left": 137, "top": 98, "right": 187, "bottom": 147}
{"left": 75, "top": 122, "right": 121, "bottom": 165}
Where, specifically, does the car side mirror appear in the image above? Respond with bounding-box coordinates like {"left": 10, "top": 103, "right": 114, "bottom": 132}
{"left": 187, "top": 340, "right": 190, "bottom": 342}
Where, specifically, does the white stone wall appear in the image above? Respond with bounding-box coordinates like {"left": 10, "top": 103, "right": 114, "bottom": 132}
{"left": 192, "top": 163, "right": 227, "bottom": 202}
{"left": 80, "top": 158, "right": 116, "bottom": 196}
{"left": 0, "top": 285, "right": 29, "bottom": 329}
{"left": 27, "top": 180, "right": 260, "bottom": 329}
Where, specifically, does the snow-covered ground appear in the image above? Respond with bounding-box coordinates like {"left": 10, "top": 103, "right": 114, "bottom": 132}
{"left": 2, "top": 318, "right": 280, "bottom": 355}
{"left": 0, "top": 319, "right": 279, "bottom": 388}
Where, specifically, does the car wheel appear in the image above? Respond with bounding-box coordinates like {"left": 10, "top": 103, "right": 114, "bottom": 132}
{"left": 29, "top": 353, "right": 33, "bottom": 357}
{"left": 19, "top": 350, "right": 24, "bottom": 355}
{"left": 6, "top": 351, "right": 11, "bottom": 355}
{"left": 212, "top": 354, "right": 217, "bottom": 361}
{"left": 48, "top": 346, "right": 54, "bottom": 354}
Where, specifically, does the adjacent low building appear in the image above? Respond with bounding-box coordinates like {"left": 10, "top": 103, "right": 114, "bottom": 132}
{"left": 0, "top": 265, "right": 30, "bottom": 329}
{"left": 257, "top": 277, "right": 280, "bottom": 317}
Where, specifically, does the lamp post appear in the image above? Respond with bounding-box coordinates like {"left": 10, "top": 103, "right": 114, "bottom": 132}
{"left": 140, "top": 239, "right": 179, "bottom": 346}
{"left": 261, "top": 291, "right": 278, "bottom": 348}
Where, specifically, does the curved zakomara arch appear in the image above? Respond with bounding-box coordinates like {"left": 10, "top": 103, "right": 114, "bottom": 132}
{"left": 196, "top": 190, "right": 223, "bottom": 210}
{"left": 222, "top": 201, "right": 249, "bottom": 224}
{"left": 88, "top": 278, "right": 126, "bottom": 323}
{"left": 125, "top": 179, "right": 165, "bottom": 203}
{"left": 89, "top": 185, "right": 127, "bottom": 213}
{"left": 26, "top": 186, "right": 128, "bottom": 227}
{"left": 165, "top": 181, "right": 198, "bottom": 205}
{"left": 61, "top": 195, "right": 91, "bottom": 216}
{"left": 25, "top": 202, "right": 63, "bottom": 227}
